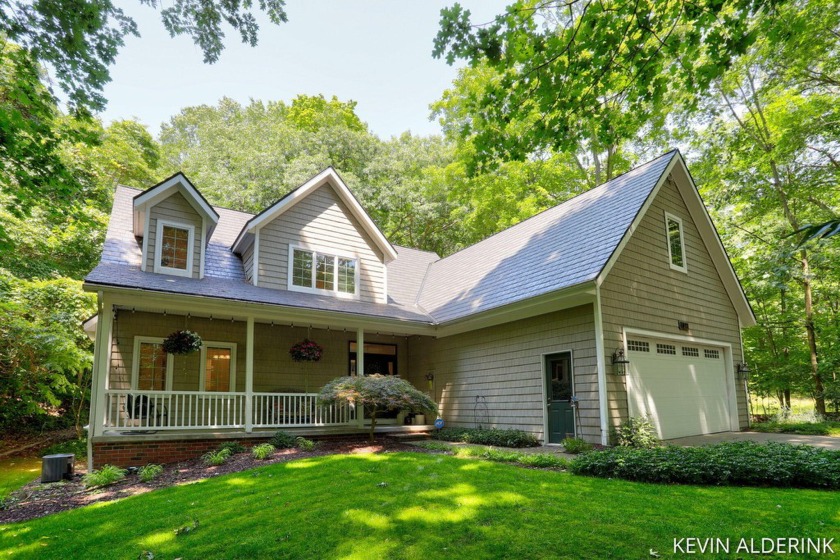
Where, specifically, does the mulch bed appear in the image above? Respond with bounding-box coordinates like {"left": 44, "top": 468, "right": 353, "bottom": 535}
{"left": 0, "top": 438, "right": 433, "bottom": 525}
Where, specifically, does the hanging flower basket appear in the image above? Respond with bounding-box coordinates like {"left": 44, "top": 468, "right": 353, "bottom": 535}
{"left": 289, "top": 339, "right": 323, "bottom": 362}
{"left": 162, "top": 330, "right": 203, "bottom": 355}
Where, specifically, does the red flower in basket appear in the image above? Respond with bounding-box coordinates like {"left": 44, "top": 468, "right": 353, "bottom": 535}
{"left": 289, "top": 339, "right": 323, "bottom": 362}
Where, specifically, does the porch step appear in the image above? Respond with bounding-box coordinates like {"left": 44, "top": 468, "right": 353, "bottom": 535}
{"left": 388, "top": 432, "right": 432, "bottom": 442}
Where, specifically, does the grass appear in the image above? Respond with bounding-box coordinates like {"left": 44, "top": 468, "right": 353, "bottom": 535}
{"left": 414, "top": 441, "right": 569, "bottom": 469}
{"left": 750, "top": 395, "right": 823, "bottom": 417}
{"left": 2, "top": 452, "right": 838, "bottom": 559}
{"left": 0, "top": 457, "right": 41, "bottom": 499}
{"left": 751, "top": 420, "right": 840, "bottom": 437}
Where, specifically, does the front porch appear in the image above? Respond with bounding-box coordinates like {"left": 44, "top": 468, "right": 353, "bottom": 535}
{"left": 88, "top": 296, "right": 437, "bottom": 466}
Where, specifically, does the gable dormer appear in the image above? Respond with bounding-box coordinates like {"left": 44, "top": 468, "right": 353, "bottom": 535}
{"left": 232, "top": 168, "right": 396, "bottom": 304}
{"left": 133, "top": 173, "right": 220, "bottom": 279}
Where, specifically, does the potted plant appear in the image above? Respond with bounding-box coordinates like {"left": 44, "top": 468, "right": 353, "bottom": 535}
{"left": 289, "top": 339, "right": 323, "bottom": 362}
{"left": 162, "top": 330, "right": 203, "bottom": 355}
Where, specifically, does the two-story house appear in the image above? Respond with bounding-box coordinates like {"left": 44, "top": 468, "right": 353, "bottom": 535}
{"left": 83, "top": 150, "right": 755, "bottom": 467}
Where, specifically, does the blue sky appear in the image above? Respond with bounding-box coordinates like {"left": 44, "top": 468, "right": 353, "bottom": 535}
{"left": 100, "top": 1, "right": 508, "bottom": 139}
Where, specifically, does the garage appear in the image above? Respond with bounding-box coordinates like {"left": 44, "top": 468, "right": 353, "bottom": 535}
{"left": 625, "top": 336, "right": 732, "bottom": 440}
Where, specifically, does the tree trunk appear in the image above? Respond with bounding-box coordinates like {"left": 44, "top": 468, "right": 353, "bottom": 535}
{"left": 802, "top": 255, "right": 826, "bottom": 414}
{"left": 368, "top": 408, "right": 377, "bottom": 442}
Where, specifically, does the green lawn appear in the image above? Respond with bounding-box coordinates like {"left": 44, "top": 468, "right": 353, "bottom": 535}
{"left": 2, "top": 452, "right": 838, "bottom": 559}
{"left": 0, "top": 457, "right": 41, "bottom": 499}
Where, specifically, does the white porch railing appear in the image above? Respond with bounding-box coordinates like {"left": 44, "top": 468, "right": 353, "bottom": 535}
{"left": 252, "top": 392, "right": 354, "bottom": 427}
{"left": 104, "top": 390, "right": 354, "bottom": 431}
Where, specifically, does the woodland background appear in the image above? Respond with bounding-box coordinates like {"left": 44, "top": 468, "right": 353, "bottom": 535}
{"left": 1, "top": 0, "right": 837, "bottom": 432}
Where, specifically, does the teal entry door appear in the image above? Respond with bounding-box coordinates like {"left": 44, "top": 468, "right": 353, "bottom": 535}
{"left": 546, "top": 353, "right": 575, "bottom": 443}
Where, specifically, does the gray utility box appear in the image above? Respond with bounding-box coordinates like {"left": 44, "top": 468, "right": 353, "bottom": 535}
{"left": 41, "top": 453, "right": 75, "bottom": 483}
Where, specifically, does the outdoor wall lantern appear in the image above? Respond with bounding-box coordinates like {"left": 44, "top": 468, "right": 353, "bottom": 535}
{"left": 611, "top": 348, "right": 630, "bottom": 376}
{"left": 736, "top": 362, "right": 751, "bottom": 380}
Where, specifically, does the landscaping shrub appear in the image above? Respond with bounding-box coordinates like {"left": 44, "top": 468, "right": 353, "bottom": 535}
{"left": 295, "top": 437, "right": 316, "bottom": 451}
{"left": 750, "top": 411, "right": 840, "bottom": 436}
{"left": 570, "top": 442, "right": 840, "bottom": 489}
{"left": 218, "top": 441, "right": 247, "bottom": 455}
{"left": 43, "top": 437, "right": 87, "bottom": 457}
{"left": 611, "top": 416, "right": 659, "bottom": 448}
{"left": 202, "top": 448, "right": 232, "bottom": 466}
{"left": 433, "top": 427, "right": 540, "bottom": 448}
{"left": 751, "top": 421, "right": 839, "bottom": 436}
{"left": 138, "top": 464, "right": 163, "bottom": 483}
{"left": 271, "top": 431, "right": 297, "bottom": 449}
{"left": 83, "top": 465, "right": 126, "bottom": 488}
{"left": 251, "top": 443, "right": 275, "bottom": 460}
{"left": 560, "top": 437, "right": 592, "bottom": 454}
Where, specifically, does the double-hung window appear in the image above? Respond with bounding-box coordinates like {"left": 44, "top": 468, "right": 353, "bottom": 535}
{"left": 664, "top": 212, "right": 687, "bottom": 273}
{"left": 154, "top": 220, "right": 195, "bottom": 277}
{"left": 200, "top": 343, "right": 236, "bottom": 392}
{"left": 290, "top": 246, "right": 358, "bottom": 297}
{"left": 132, "top": 337, "right": 172, "bottom": 390}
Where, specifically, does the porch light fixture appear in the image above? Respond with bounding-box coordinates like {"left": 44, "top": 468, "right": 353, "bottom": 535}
{"left": 736, "top": 362, "right": 751, "bottom": 380}
{"left": 611, "top": 348, "right": 630, "bottom": 376}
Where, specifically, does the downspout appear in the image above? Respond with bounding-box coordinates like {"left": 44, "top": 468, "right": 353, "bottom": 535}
{"left": 594, "top": 286, "right": 610, "bottom": 446}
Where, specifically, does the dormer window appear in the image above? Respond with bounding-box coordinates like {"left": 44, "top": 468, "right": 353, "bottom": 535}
{"left": 154, "top": 220, "right": 195, "bottom": 277}
{"left": 289, "top": 246, "right": 358, "bottom": 297}
{"left": 665, "top": 212, "right": 687, "bottom": 273}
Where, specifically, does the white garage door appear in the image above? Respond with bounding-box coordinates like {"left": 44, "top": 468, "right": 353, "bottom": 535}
{"left": 626, "top": 337, "right": 731, "bottom": 440}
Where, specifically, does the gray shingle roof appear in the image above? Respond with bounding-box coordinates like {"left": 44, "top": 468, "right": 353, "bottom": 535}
{"left": 86, "top": 151, "right": 676, "bottom": 325}
{"left": 417, "top": 151, "right": 676, "bottom": 322}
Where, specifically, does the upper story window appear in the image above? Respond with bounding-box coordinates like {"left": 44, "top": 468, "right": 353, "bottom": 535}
{"left": 664, "top": 212, "right": 687, "bottom": 273}
{"left": 154, "top": 220, "right": 195, "bottom": 277}
{"left": 289, "top": 246, "right": 358, "bottom": 297}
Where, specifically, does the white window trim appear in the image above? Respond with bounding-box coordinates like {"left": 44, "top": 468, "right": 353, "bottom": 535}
{"left": 131, "top": 337, "right": 173, "bottom": 391}
{"left": 286, "top": 244, "right": 361, "bottom": 300}
{"left": 664, "top": 211, "right": 688, "bottom": 273}
{"left": 199, "top": 341, "right": 237, "bottom": 392}
{"left": 153, "top": 219, "right": 196, "bottom": 278}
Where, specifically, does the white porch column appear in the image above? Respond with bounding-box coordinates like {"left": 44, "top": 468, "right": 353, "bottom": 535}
{"left": 90, "top": 293, "right": 113, "bottom": 439}
{"left": 356, "top": 327, "right": 365, "bottom": 427}
{"left": 245, "top": 316, "right": 254, "bottom": 433}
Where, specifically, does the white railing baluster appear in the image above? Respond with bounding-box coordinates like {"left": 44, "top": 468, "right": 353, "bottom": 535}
{"left": 102, "top": 389, "right": 353, "bottom": 431}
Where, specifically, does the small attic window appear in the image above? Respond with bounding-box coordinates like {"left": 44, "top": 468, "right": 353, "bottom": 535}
{"left": 665, "top": 212, "right": 687, "bottom": 273}
{"left": 154, "top": 220, "right": 194, "bottom": 277}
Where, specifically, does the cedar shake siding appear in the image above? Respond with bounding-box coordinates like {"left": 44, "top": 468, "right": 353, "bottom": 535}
{"left": 144, "top": 191, "right": 203, "bottom": 279}
{"left": 254, "top": 184, "right": 387, "bottom": 304}
{"left": 599, "top": 175, "right": 748, "bottom": 430}
{"left": 406, "top": 305, "right": 600, "bottom": 443}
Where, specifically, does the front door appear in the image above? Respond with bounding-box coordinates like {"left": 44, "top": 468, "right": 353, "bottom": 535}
{"left": 546, "top": 353, "right": 575, "bottom": 443}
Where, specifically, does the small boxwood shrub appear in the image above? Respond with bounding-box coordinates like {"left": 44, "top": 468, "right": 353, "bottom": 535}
{"left": 218, "top": 441, "right": 247, "bottom": 455}
{"left": 433, "top": 427, "right": 540, "bottom": 448}
{"left": 202, "top": 448, "right": 232, "bottom": 466}
{"left": 251, "top": 443, "right": 276, "bottom": 460}
{"left": 561, "top": 437, "right": 593, "bottom": 454}
{"left": 84, "top": 465, "right": 126, "bottom": 488}
{"left": 138, "top": 463, "right": 163, "bottom": 483}
{"left": 271, "top": 431, "right": 297, "bottom": 449}
{"left": 611, "top": 416, "right": 659, "bottom": 448}
{"left": 570, "top": 442, "right": 840, "bottom": 489}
